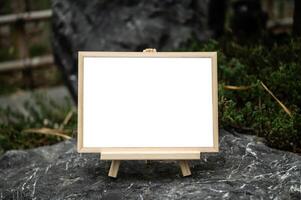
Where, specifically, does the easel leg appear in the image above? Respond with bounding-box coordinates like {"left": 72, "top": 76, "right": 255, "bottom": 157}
{"left": 179, "top": 160, "right": 191, "bottom": 177}
{"left": 108, "top": 160, "right": 121, "bottom": 178}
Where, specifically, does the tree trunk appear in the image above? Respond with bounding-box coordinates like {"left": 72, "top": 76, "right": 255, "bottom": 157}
{"left": 293, "top": 0, "right": 301, "bottom": 36}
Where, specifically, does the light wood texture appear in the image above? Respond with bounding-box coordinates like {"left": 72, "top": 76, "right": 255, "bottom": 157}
{"left": 212, "top": 52, "right": 219, "bottom": 151}
{"left": 179, "top": 161, "right": 191, "bottom": 177}
{"left": 108, "top": 160, "right": 121, "bottom": 178}
{"left": 77, "top": 52, "right": 84, "bottom": 152}
{"left": 100, "top": 151, "right": 200, "bottom": 160}
{"left": 78, "top": 51, "right": 217, "bottom": 58}
{"left": 80, "top": 147, "right": 218, "bottom": 153}
{"left": 77, "top": 51, "right": 219, "bottom": 156}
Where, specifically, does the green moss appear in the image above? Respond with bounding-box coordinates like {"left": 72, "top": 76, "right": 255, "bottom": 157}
{"left": 0, "top": 93, "right": 76, "bottom": 155}
{"left": 181, "top": 37, "right": 301, "bottom": 153}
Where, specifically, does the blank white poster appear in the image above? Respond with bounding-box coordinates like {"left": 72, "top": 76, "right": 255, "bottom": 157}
{"left": 83, "top": 57, "right": 213, "bottom": 147}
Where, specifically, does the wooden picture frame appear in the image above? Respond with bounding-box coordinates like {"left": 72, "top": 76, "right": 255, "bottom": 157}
{"left": 77, "top": 51, "right": 218, "bottom": 161}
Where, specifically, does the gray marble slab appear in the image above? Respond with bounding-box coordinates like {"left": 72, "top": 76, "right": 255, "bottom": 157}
{"left": 0, "top": 130, "right": 300, "bottom": 199}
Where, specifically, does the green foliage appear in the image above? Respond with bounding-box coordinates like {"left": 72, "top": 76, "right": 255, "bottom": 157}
{"left": 0, "top": 93, "right": 76, "bottom": 155}
{"left": 181, "top": 37, "right": 301, "bottom": 152}
{"left": 29, "top": 44, "right": 49, "bottom": 57}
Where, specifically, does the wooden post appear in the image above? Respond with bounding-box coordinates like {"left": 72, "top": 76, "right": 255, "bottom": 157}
{"left": 293, "top": 0, "right": 301, "bottom": 36}
{"left": 266, "top": 0, "right": 274, "bottom": 20}
{"left": 108, "top": 160, "right": 121, "bottom": 178}
{"left": 11, "top": 0, "right": 33, "bottom": 89}
{"left": 179, "top": 160, "right": 191, "bottom": 177}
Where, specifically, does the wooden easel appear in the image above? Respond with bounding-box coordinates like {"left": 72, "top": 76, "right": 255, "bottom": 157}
{"left": 104, "top": 48, "right": 194, "bottom": 178}
{"left": 107, "top": 160, "right": 191, "bottom": 178}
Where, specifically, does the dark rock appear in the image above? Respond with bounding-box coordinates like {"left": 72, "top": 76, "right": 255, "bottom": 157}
{"left": 51, "top": 0, "right": 211, "bottom": 102}
{"left": 1, "top": 130, "right": 301, "bottom": 199}
{"left": 230, "top": 0, "right": 268, "bottom": 38}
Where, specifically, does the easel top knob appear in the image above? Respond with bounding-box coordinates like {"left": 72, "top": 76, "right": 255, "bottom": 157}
{"left": 143, "top": 48, "right": 157, "bottom": 53}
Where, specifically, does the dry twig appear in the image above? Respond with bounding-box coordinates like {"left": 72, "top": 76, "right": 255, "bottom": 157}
{"left": 23, "top": 128, "right": 71, "bottom": 139}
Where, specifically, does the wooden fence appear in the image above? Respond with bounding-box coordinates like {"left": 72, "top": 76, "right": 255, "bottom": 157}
{"left": 0, "top": 9, "right": 53, "bottom": 72}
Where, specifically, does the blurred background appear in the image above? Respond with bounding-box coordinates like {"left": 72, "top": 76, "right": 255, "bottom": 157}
{"left": 0, "top": 0, "right": 300, "bottom": 155}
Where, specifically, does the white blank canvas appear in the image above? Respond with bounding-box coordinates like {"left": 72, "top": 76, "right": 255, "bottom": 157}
{"left": 83, "top": 57, "right": 213, "bottom": 147}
